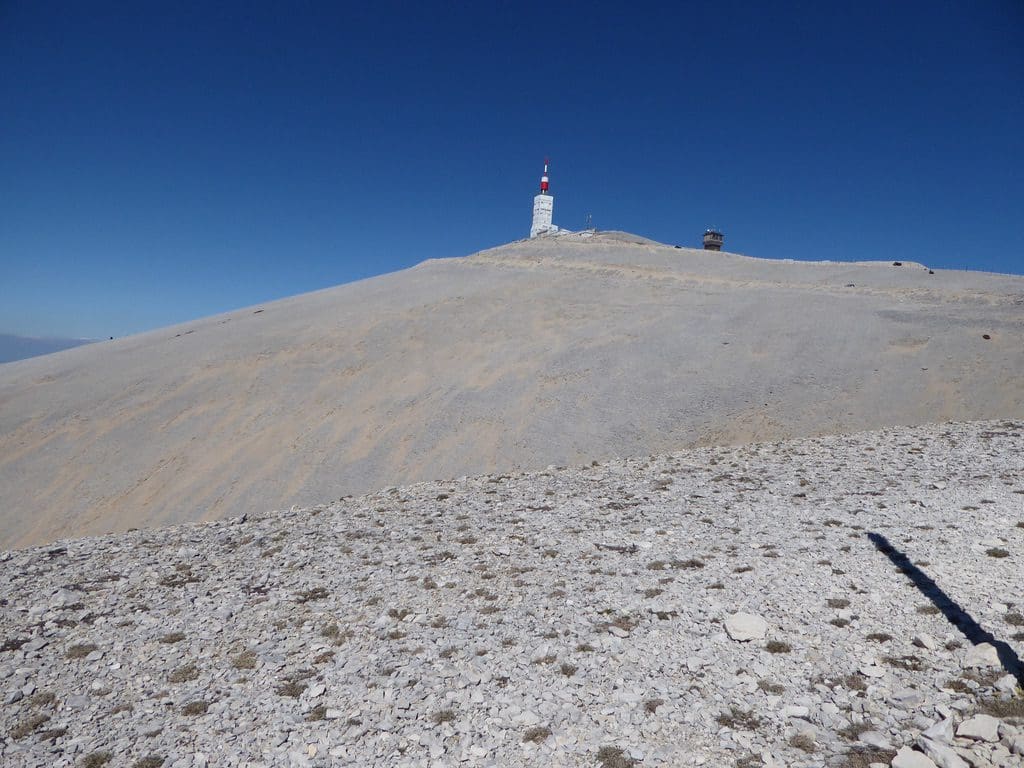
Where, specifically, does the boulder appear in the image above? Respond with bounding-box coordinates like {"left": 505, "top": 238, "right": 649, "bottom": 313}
{"left": 891, "top": 746, "right": 938, "bottom": 768}
{"left": 961, "top": 643, "right": 1000, "bottom": 669}
{"left": 916, "top": 736, "right": 969, "bottom": 768}
{"left": 956, "top": 714, "right": 1000, "bottom": 742}
{"left": 724, "top": 612, "right": 768, "bottom": 641}
{"left": 921, "top": 718, "right": 955, "bottom": 744}
{"left": 993, "top": 674, "right": 1018, "bottom": 694}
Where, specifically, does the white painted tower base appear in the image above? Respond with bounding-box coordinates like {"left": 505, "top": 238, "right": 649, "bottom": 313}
{"left": 531, "top": 193, "right": 558, "bottom": 238}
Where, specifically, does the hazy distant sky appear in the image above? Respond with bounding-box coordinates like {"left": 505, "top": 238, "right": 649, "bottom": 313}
{"left": 2, "top": 1, "right": 1022, "bottom": 338}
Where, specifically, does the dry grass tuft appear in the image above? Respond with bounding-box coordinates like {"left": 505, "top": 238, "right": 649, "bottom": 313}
{"left": 181, "top": 700, "right": 208, "bottom": 716}
{"left": 789, "top": 733, "right": 816, "bottom": 753}
{"left": 523, "top": 725, "right": 552, "bottom": 743}
{"left": 843, "top": 675, "right": 868, "bottom": 696}
{"left": 167, "top": 663, "right": 199, "bottom": 683}
{"left": 431, "top": 709, "right": 456, "bottom": 725}
{"left": 9, "top": 712, "right": 49, "bottom": 740}
{"left": 837, "top": 747, "right": 897, "bottom": 768}
{"left": 977, "top": 695, "right": 1024, "bottom": 719}
{"left": 26, "top": 691, "right": 56, "bottom": 708}
{"left": 883, "top": 655, "right": 926, "bottom": 672}
{"left": 1, "top": 637, "right": 29, "bottom": 652}
{"left": 66, "top": 643, "right": 97, "bottom": 659}
{"left": 596, "top": 745, "right": 637, "bottom": 768}
{"left": 674, "top": 558, "right": 705, "bottom": 569}
{"left": 296, "top": 586, "right": 329, "bottom": 603}
{"left": 716, "top": 706, "right": 763, "bottom": 730}
{"left": 643, "top": 698, "right": 665, "bottom": 713}
{"left": 312, "top": 644, "right": 340, "bottom": 663}
{"left": 81, "top": 753, "right": 113, "bottom": 767}
{"left": 276, "top": 680, "right": 307, "bottom": 698}
{"left": 231, "top": 650, "right": 257, "bottom": 669}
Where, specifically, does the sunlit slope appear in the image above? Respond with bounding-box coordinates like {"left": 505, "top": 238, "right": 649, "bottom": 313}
{"left": 2, "top": 232, "right": 1022, "bottom": 548}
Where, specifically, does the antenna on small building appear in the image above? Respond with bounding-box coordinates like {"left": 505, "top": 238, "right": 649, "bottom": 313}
{"left": 703, "top": 229, "right": 724, "bottom": 251}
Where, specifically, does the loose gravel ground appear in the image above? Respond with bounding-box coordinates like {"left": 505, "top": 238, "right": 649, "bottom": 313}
{"left": 2, "top": 420, "right": 1022, "bottom": 767}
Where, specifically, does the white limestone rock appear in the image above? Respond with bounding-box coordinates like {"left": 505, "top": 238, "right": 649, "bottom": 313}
{"left": 892, "top": 746, "right": 939, "bottom": 768}
{"left": 922, "top": 718, "right": 956, "bottom": 744}
{"left": 913, "top": 633, "right": 938, "bottom": 651}
{"left": 724, "top": 613, "right": 768, "bottom": 642}
{"left": 1004, "top": 732, "right": 1024, "bottom": 757}
{"left": 861, "top": 731, "right": 895, "bottom": 750}
{"left": 993, "top": 674, "right": 1018, "bottom": 694}
{"left": 961, "top": 644, "right": 1000, "bottom": 669}
{"left": 956, "top": 715, "right": 1000, "bottom": 742}
{"left": 916, "top": 736, "right": 969, "bottom": 768}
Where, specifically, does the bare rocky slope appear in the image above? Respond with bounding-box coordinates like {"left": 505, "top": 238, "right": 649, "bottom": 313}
{"left": 2, "top": 231, "right": 1023, "bottom": 548}
{"left": 1, "top": 420, "right": 1022, "bottom": 767}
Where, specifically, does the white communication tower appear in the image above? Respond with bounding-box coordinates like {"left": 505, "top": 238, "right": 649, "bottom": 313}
{"left": 530, "top": 158, "right": 559, "bottom": 238}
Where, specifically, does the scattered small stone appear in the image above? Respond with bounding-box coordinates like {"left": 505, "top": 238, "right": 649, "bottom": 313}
{"left": 860, "top": 730, "right": 895, "bottom": 750}
{"left": 913, "top": 633, "right": 937, "bottom": 650}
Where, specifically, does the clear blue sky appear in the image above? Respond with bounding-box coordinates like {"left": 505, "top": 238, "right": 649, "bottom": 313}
{"left": 2, "top": 1, "right": 1022, "bottom": 339}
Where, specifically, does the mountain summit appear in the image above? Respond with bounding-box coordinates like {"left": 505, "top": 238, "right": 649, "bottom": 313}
{"left": 2, "top": 232, "right": 1022, "bottom": 548}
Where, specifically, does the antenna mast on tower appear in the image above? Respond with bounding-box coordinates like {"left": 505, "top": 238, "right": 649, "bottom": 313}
{"left": 530, "top": 157, "right": 558, "bottom": 238}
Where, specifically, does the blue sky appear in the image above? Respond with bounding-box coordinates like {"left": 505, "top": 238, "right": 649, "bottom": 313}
{"left": 2, "top": 1, "right": 1022, "bottom": 339}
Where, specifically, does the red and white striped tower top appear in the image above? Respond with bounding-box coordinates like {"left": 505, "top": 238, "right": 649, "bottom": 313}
{"left": 540, "top": 158, "right": 550, "bottom": 194}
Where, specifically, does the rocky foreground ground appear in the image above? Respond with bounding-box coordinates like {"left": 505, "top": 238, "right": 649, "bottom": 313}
{"left": 1, "top": 420, "right": 1022, "bottom": 768}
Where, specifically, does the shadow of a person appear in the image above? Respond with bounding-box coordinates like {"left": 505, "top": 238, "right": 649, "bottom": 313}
{"left": 868, "top": 531, "right": 1022, "bottom": 687}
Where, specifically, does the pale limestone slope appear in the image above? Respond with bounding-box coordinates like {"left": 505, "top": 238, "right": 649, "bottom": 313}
{"left": 1, "top": 232, "right": 1022, "bottom": 548}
